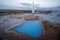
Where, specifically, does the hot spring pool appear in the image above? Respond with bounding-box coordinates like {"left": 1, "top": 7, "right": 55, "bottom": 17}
{"left": 13, "top": 20, "right": 43, "bottom": 38}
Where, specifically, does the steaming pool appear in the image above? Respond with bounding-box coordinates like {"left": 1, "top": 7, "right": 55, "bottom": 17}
{"left": 12, "top": 20, "right": 43, "bottom": 38}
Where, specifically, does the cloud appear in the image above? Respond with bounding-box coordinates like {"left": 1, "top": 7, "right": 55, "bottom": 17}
{"left": 0, "top": 0, "right": 60, "bottom": 9}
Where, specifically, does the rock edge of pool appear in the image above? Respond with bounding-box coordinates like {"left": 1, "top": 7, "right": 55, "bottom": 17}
{"left": 0, "top": 15, "right": 60, "bottom": 40}
{"left": 11, "top": 20, "right": 44, "bottom": 38}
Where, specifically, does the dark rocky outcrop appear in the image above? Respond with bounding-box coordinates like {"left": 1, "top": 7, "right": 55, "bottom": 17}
{"left": 42, "top": 20, "right": 60, "bottom": 40}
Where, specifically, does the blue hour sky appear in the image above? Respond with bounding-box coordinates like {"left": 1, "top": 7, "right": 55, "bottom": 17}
{"left": 0, "top": 0, "right": 60, "bottom": 9}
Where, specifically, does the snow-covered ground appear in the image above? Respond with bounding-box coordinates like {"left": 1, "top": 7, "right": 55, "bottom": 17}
{"left": 0, "top": 15, "right": 23, "bottom": 28}
{"left": 44, "top": 11, "right": 60, "bottom": 23}
{"left": 23, "top": 12, "right": 60, "bottom": 23}
{"left": 0, "top": 11, "right": 60, "bottom": 28}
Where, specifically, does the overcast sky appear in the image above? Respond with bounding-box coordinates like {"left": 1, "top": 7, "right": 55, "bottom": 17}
{"left": 0, "top": 0, "right": 60, "bottom": 9}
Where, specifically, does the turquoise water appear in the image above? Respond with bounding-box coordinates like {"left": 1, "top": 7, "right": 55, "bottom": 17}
{"left": 13, "top": 20, "right": 43, "bottom": 38}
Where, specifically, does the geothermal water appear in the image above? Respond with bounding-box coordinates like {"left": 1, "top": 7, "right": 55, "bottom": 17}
{"left": 13, "top": 20, "right": 43, "bottom": 38}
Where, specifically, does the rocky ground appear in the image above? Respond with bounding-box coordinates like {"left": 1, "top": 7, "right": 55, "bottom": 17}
{"left": 0, "top": 13, "right": 60, "bottom": 40}
{"left": 42, "top": 20, "right": 60, "bottom": 40}
{"left": 0, "top": 20, "right": 60, "bottom": 40}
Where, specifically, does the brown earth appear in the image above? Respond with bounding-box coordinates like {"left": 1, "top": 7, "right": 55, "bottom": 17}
{"left": 24, "top": 16, "right": 39, "bottom": 21}
{"left": 0, "top": 20, "right": 60, "bottom": 40}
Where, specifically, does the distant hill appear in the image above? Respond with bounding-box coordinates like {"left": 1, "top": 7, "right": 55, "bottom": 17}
{"left": 45, "top": 6, "right": 60, "bottom": 11}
